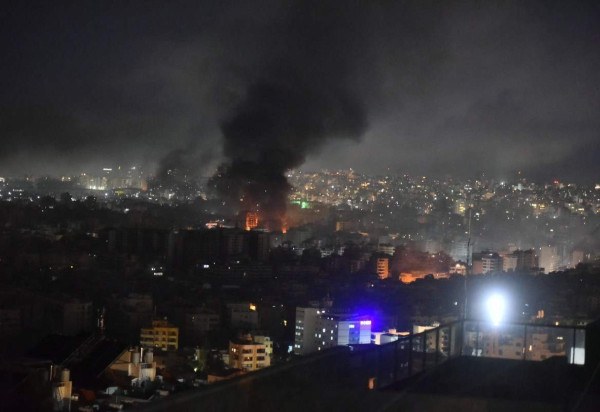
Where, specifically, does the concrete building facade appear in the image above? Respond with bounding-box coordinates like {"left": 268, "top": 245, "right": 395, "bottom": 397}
{"left": 229, "top": 339, "right": 271, "bottom": 372}
{"left": 140, "top": 319, "right": 179, "bottom": 351}
{"left": 294, "top": 307, "right": 372, "bottom": 355}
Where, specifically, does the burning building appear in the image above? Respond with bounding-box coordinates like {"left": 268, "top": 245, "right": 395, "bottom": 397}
{"left": 245, "top": 211, "right": 259, "bottom": 231}
{"left": 208, "top": 2, "right": 368, "bottom": 231}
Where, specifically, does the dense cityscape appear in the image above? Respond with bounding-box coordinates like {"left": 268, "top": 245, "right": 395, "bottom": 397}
{"left": 2, "top": 0, "right": 599, "bottom": 410}
{"left": 1, "top": 166, "right": 599, "bottom": 410}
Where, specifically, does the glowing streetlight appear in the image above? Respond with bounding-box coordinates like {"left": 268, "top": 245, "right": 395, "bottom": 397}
{"left": 486, "top": 293, "right": 506, "bottom": 326}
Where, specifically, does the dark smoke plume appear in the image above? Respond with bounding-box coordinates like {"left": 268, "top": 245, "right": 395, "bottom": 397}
{"left": 153, "top": 145, "right": 215, "bottom": 198}
{"left": 210, "top": 1, "right": 368, "bottom": 228}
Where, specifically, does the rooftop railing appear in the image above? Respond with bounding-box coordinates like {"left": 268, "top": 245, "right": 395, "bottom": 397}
{"left": 363, "top": 319, "right": 586, "bottom": 389}
{"left": 139, "top": 319, "right": 590, "bottom": 411}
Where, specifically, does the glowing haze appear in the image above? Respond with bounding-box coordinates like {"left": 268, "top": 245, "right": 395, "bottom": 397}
{"left": 0, "top": 1, "right": 598, "bottom": 183}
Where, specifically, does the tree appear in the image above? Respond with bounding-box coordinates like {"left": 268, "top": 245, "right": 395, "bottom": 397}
{"left": 59, "top": 192, "right": 72, "bottom": 204}
{"left": 84, "top": 195, "right": 97, "bottom": 209}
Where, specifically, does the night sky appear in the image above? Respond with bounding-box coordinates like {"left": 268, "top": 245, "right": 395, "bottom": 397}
{"left": 1, "top": 0, "right": 599, "bottom": 183}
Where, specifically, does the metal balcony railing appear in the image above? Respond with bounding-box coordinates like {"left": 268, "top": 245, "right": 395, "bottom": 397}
{"left": 138, "top": 319, "right": 591, "bottom": 411}
{"left": 360, "top": 319, "right": 586, "bottom": 389}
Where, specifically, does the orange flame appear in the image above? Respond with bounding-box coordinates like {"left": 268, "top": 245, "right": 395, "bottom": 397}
{"left": 245, "top": 212, "right": 259, "bottom": 231}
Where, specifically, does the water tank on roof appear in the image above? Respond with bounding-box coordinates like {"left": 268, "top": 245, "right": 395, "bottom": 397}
{"left": 144, "top": 349, "right": 153, "bottom": 363}
{"left": 61, "top": 368, "right": 70, "bottom": 382}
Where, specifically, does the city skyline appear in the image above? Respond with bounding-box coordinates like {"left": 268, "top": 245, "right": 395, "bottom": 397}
{"left": 3, "top": 2, "right": 600, "bottom": 410}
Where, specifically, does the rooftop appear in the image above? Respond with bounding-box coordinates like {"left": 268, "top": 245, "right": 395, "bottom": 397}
{"left": 138, "top": 319, "right": 600, "bottom": 411}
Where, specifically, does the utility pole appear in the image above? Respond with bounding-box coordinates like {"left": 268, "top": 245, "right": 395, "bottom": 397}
{"left": 464, "top": 206, "right": 472, "bottom": 320}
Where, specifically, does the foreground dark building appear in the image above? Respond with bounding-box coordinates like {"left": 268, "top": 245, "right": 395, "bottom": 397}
{"left": 137, "top": 319, "right": 600, "bottom": 411}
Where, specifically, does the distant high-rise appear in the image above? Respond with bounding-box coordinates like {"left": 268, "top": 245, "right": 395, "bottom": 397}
{"left": 502, "top": 254, "right": 518, "bottom": 272}
{"left": 570, "top": 250, "right": 585, "bottom": 268}
{"left": 450, "top": 240, "right": 470, "bottom": 263}
{"left": 377, "top": 257, "right": 390, "bottom": 279}
{"left": 472, "top": 251, "right": 502, "bottom": 274}
{"left": 140, "top": 319, "right": 179, "bottom": 351}
{"left": 481, "top": 252, "right": 502, "bottom": 274}
{"left": 501, "top": 249, "right": 537, "bottom": 272}
{"left": 294, "top": 307, "right": 321, "bottom": 355}
{"left": 293, "top": 307, "right": 372, "bottom": 355}
{"left": 515, "top": 249, "right": 537, "bottom": 271}
{"left": 227, "top": 303, "right": 259, "bottom": 329}
{"left": 539, "top": 246, "right": 559, "bottom": 274}
{"left": 245, "top": 212, "right": 259, "bottom": 231}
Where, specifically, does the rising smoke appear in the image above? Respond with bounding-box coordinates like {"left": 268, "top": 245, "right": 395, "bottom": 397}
{"left": 209, "top": 1, "right": 369, "bottom": 229}
{"left": 154, "top": 145, "right": 215, "bottom": 198}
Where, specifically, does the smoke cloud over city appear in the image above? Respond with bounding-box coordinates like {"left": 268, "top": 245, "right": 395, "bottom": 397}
{"left": 209, "top": 2, "right": 367, "bottom": 226}
{"left": 2, "top": 5, "right": 600, "bottom": 407}
{"left": 0, "top": 1, "right": 598, "bottom": 183}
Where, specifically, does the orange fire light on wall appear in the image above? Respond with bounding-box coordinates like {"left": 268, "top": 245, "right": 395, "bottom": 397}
{"left": 245, "top": 212, "right": 259, "bottom": 231}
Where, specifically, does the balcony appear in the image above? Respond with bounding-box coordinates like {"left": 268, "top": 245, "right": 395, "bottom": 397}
{"left": 366, "top": 319, "right": 586, "bottom": 389}
{"left": 139, "top": 319, "right": 600, "bottom": 412}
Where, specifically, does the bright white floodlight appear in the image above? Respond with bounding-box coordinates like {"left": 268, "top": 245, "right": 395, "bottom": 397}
{"left": 486, "top": 293, "right": 506, "bottom": 326}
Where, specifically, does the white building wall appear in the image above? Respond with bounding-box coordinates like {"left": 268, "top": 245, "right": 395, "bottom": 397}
{"left": 294, "top": 307, "right": 320, "bottom": 355}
